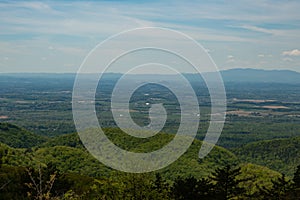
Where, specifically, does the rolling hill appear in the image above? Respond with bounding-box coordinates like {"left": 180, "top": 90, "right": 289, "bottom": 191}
{"left": 0, "top": 124, "right": 239, "bottom": 179}
{"left": 0, "top": 123, "right": 291, "bottom": 198}
{"left": 235, "top": 136, "right": 300, "bottom": 176}
{"left": 0, "top": 123, "right": 296, "bottom": 178}
{"left": 220, "top": 68, "right": 300, "bottom": 83}
{"left": 36, "top": 128, "right": 239, "bottom": 179}
{"left": 0, "top": 123, "right": 46, "bottom": 148}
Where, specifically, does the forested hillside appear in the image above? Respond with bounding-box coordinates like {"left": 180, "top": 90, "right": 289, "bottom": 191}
{"left": 1, "top": 123, "right": 300, "bottom": 199}
{"left": 1, "top": 124, "right": 238, "bottom": 179}
{"left": 235, "top": 136, "right": 300, "bottom": 176}
{"left": 0, "top": 123, "right": 46, "bottom": 148}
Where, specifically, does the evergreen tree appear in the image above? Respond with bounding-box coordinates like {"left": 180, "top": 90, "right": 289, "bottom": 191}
{"left": 197, "top": 178, "right": 215, "bottom": 199}
{"left": 293, "top": 165, "right": 300, "bottom": 188}
{"left": 258, "top": 173, "right": 292, "bottom": 200}
{"left": 152, "top": 173, "right": 170, "bottom": 199}
{"left": 0, "top": 150, "right": 2, "bottom": 168}
{"left": 122, "top": 173, "right": 153, "bottom": 200}
{"left": 210, "top": 165, "right": 246, "bottom": 200}
{"left": 172, "top": 176, "right": 214, "bottom": 200}
{"left": 291, "top": 165, "right": 300, "bottom": 199}
{"left": 172, "top": 176, "right": 199, "bottom": 200}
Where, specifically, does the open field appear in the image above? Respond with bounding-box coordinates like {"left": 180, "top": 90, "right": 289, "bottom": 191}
{"left": 1, "top": 74, "right": 300, "bottom": 149}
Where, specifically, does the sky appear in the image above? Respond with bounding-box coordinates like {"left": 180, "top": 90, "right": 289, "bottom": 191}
{"left": 0, "top": 0, "right": 300, "bottom": 73}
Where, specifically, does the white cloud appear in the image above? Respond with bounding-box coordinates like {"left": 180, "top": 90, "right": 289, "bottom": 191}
{"left": 240, "top": 25, "right": 277, "bottom": 35}
{"left": 120, "top": 0, "right": 300, "bottom": 24}
{"left": 258, "top": 54, "right": 273, "bottom": 58}
{"left": 226, "top": 55, "right": 235, "bottom": 63}
{"left": 1, "top": 0, "right": 300, "bottom": 72}
{"left": 282, "top": 49, "right": 300, "bottom": 56}
{"left": 283, "top": 57, "right": 293, "bottom": 62}
{"left": 55, "top": 46, "right": 87, "bottom": 55}
{"left": 19, "top": 2, "right": 51, "bottom": 11}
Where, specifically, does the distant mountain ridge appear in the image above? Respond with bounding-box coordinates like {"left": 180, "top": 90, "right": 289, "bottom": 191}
{"left": 219, "top": 68, "right": 300, "bottom": 83}
{"left": 1, "top": 68, "right": 300, "bottom": 84}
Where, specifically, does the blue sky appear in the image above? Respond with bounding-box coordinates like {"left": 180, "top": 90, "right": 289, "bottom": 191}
{"left": 0, "top": 0, "right": 300, "bottom": 73}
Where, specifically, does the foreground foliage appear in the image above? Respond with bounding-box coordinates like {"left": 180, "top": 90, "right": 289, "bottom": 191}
{"left": 1, "top": 124, "right": 299, "bottom": 199}
{"left": 1, "top": 163, "right": 300, "bottom": 199}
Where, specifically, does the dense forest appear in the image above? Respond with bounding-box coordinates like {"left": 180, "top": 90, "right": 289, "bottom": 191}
{"left": 1, "top": 123, "right": 300, "bottom": 199}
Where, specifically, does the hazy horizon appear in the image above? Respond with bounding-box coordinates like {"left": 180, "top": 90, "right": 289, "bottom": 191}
{"left": 0, "top": 67, "right": 300, "bottom": 75}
